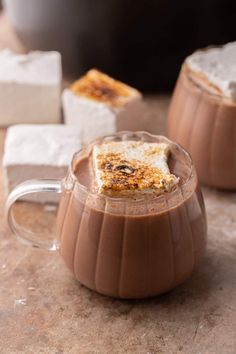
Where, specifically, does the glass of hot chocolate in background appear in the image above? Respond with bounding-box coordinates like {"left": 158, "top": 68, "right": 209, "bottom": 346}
{"left": 6, "top": 132, "right": 207, "bottom": 299}
{"left": 167, "top": 43, "right": 236, "bottom": 190}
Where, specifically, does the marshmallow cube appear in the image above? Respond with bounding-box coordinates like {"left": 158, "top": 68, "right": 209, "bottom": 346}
{"left": 3, "top": 125, "right": 82, "bottom": 203}
{"left": 62, "top": 69, "right": 145, "bottom": 145}
{"left": 0, "top": 50, "right": 62, "bottom": 126}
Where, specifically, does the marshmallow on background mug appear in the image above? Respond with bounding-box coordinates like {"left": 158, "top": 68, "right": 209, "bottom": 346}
{"left": 0, "top": 49, "right": 62, "bottom": 126}
{"left": 3, "top": 124, "right": 82, "bottom": 203}
{"left": 62, "top": 69, "right": 145, "bottom": 144}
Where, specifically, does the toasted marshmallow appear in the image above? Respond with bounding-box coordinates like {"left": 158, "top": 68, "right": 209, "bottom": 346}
{"left": 0, "top": 49, "right": 62, "bottom": 126}
{"left": 186, "top": 42, "right": 236, "bottom": 99}
{"left": 92, "top": 141, "right": 179, "bottom": 196}
{"left": 70, "top": 69, "right": 140, "bottom": 107}
{"left": 62, "top": 69, "right": 145, "bottom": 144}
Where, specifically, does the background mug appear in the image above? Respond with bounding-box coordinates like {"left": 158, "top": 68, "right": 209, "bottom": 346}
{"left": 167, "top": 65, "right": 236, "bottom": 189}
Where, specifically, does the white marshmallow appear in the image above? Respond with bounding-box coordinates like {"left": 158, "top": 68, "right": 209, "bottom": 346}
{"left": 3, "top": 125, "right": 82, "bottom": 203}
{"left": 62, "top": 70, "right": 144, "bottom": 144}
{"left": 0, "top": 49, "right": 62, "bottom": 126}
{"left": 63, "top": 90, "right": 117, "bottom": 144}
{"left": 186, "top": 42, "right": 236, "bottom": 99}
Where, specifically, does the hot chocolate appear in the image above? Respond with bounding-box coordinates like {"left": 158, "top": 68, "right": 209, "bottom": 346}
{"left": 57, "top": 132, "right": 207, "bottom": 298}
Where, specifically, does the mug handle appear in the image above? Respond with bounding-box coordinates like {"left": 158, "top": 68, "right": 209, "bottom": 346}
{"left": 5, "top": 179, "right": 62, "bottom": 251}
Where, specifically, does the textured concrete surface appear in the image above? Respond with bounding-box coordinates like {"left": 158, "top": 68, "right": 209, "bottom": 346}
{"left": 0, "top": 12, "right": 236, "bottom": 354}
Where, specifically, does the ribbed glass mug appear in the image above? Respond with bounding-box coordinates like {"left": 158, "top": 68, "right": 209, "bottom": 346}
{"left": 6, "top": 132, "right": 207, "bottom": 299}
{"left": 167, "top": 65, "right": 236, "bottom": 189}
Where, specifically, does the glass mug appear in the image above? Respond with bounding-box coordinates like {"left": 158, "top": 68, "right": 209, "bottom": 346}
{"left": 167, "top": 65, "right": 236, "bottom": 189}
{"left": 6, "top": 132, "right": 207, "bottom": 299}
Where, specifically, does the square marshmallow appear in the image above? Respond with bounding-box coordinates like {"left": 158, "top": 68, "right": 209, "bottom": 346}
{"left": 3, "top": 125, "right": 82, "bottom": 203}
{"left": 62, "top": 69, "right": 145, "bottom": 144}
{"left": 0, "top": 49, "right": 62, "bottom": 126}
{"left": 92, "top": 141, "right": 179, "bottom": 196}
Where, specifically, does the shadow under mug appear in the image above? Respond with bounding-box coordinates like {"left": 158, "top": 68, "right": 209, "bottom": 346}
{"left": 5, "top": 131, "right": 207, "bottom": 299}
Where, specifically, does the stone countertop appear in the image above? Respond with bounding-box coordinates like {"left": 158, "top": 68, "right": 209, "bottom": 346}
{"left": 0, "top": 12, "right": 236, "bottom": 354}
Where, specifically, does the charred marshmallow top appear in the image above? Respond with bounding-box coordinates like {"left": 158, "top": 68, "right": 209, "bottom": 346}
{"left": 92, "top": 141, "right": 179, "bottom": 196}
{"left": 70, "top": 69, "right": 141, "bottom": 107}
